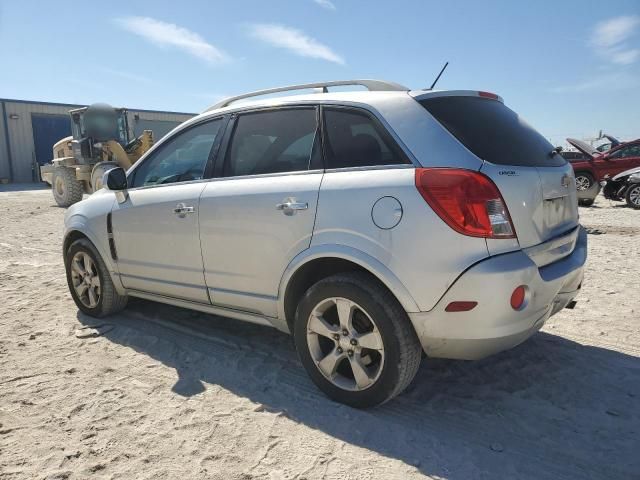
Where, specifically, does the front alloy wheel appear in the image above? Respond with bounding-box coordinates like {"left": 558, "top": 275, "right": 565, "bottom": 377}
{"left": 626, "top": 184, "right": 640, "bottom": 209}
{"left": 575, "top": 173, "right": 593, "bottom": 191}
{"left": 70, "top": 251, "right": 101, "bottom": 308}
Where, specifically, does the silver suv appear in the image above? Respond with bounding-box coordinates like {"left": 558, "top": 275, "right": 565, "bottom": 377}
{"left": 63, "top": 80, "right": 587, "bottom": 407}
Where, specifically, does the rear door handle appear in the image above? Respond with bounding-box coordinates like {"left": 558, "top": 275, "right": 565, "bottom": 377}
{"left": 173, "top": 203, "right": 195, "bottom": 217}
{"left": 276, "top": 198, "right": 308, "bottom": 215}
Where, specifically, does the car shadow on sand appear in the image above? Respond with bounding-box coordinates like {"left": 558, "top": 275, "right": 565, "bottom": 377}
{"left": 77, "top": 299, "right": 639, "bottom": 480}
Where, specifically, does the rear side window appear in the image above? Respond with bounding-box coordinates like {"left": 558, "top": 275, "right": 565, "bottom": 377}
{"left": 224, "top": 108, "right": 317, "bottom": 177}
{"left": 420, "top": 96, "right": 565, "bottom": 167}
{"left": 323, "top": 108, "right": 410, "bottom": 169}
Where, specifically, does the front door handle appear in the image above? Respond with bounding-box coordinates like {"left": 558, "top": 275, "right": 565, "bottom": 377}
{"left": 276, "top": 198, "right": 308, "bottom": 215}
{"left": 173, "top": 203, "right": 195, "bottom": 217}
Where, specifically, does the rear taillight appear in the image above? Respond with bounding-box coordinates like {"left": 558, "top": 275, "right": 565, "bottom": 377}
{"left": 415, "top": 168, "right": 516, "bottom": 239}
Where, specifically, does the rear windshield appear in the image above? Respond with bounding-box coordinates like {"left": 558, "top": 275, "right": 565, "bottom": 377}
{"left": 420, "top": 96, "right": 565, "bottom": 167}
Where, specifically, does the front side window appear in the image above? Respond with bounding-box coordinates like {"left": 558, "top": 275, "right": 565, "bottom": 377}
{"left": 323, "top": 108, "right": 410, "bottom": 169}
{"left": 609, "top": 145, "right": 640, "bottom": 159}
{"left": 130, "top": 119, "right": 222, "bottom": 188}
{"left": 224, "top": 108, "right": 317, "bottom": 177}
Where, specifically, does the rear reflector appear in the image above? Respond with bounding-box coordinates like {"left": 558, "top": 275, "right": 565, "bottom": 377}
{"left": 510, "top": 285, "right": 527, "bottom": 310}
{"left": 445, "top": 301, "right": 478, "bottom": 312}
{"left": 415, "top": 168, "right": 516, "bottom": 238}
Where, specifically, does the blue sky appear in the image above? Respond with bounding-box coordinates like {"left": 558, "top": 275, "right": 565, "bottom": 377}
{"left": 0, "top": 0, "right": 638, "bottom": 146}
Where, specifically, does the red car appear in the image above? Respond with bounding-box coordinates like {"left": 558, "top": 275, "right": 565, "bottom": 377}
{"left": 565, "top": 137, "right": 640, "bottom": 206}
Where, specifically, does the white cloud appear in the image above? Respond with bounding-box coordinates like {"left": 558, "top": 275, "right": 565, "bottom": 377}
{"left": 247, "top": 23, "right": 345, "bottom": 65}
{"left": 313, "top": 0, "right": 336, "bottom": 10}
{"left": 590, "top": 15, "right": 639, "bottom": 65}
{"left": 611, "top": 48, "right": 640, "bottom": 65}
{"left": 114, "top": 16, "right": 228, "bottom": 64}
{"left": 592, "top": 15, "right": 639, "bottom": 48}
{"left": 549, "top": 72, "right": 639, "bottom": 93}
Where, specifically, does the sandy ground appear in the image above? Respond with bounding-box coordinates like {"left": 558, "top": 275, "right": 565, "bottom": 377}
{"left": 0, "top": 185, "right": 639, "bottom": 480}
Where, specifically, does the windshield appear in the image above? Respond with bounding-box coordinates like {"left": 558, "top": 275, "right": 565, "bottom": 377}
{"left": 420, "top": 96, "right": 565, "bottom": 167}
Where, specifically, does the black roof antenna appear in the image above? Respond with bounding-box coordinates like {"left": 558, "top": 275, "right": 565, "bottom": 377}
{"left": 426, "top": 62, "right": 449, "bottom": 90}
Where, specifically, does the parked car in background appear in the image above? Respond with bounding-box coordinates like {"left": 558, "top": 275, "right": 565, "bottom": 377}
{"left": 603, "top": 166, "right": 640, "bottom": 209}
{"left": 566, "top": 137, "right": 640, "bottom": 206}
{"left": 61, "top": 80, "right": 586, "bottom": 407}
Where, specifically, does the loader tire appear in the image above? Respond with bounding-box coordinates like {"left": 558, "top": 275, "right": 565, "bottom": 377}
{"left": 91, "top": 162, "right": 119, "bottom": 192}
{"left": 52, "top": 167, "right": 84, "bottom": 207}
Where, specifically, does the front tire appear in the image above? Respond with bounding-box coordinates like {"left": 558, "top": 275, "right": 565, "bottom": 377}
{"left": 574, "top": 172, "right": 594, "bottom": 192}
{"left": 52, "top": 167, "right": 84, "bottom": 207}
{"left": 91, "top": 162, "right": 119, "bottom": 192}
{"left": 579, "top": 198, "right": 595, "bottom": 207}
{"left": 65, "top": 238, "right": 127, "bottom": 317}
{"left": 294, "top": 272, "right": 422, "bottom": 408}
{"left": 625, "top": 184, "right": 640, "bottom": 209}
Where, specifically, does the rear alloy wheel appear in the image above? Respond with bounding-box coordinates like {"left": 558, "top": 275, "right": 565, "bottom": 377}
{"left": 626, "top": 184, "right": 640, "bottom": 209}
{"left": 294, "top": 272, "right": 422, "bottom": 408}
{"left": 574, "top": 172, "right": 594, "bottom": 191}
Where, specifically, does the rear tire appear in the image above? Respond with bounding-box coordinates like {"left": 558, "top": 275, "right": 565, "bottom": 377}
{"left": 574, "top": 172, "right": 594, "bottom": 192}
{"left": 625, "top": 184, "right": 640, "bottom": 209}
{"left": 52, "top": 167, "right": 84, "bottom": 207}
{"left": 293, "top": 272, "right": 422, "bottom": 408}
{"left": 65, "top": 238, "right": 127, "bottom": 317}
{"left": 579, "top": 198, "right": 594, "bottom": 207}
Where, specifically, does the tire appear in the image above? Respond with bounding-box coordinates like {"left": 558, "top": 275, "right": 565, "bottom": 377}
{"left": 574, "top": 172, "right": 594, "bottom": 192}
{"left": 65, "top": 238, "right": 127, "bottom": 317}
{"left": 579, "top": 198, "right": 594, "bottom": 207}
{"left": 625, "top": 184, "right": 640, "bottom": 209}
{"left": 294, "top": 272, "right": 422, "bottom": 408}
{"left": 52, "top": 167, "right": 84, "bottom": 207}
{"left": 91, "top": 162, "right": 119, "bottom": 192}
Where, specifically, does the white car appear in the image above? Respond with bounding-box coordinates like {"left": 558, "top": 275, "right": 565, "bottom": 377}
{"left": 63, "top": 80, "right": 587, "bottom": 407}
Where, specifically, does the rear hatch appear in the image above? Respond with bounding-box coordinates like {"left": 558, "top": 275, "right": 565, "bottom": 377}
{"left": 417, "top": 93, "right": 579, "bottom": 249}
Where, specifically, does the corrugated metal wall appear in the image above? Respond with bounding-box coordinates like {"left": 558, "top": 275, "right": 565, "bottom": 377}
{"left": 0, "top": 99, "right": 194, "bottom": 183}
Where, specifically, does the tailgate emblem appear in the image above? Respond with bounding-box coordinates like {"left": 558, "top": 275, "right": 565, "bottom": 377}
{"left": 561, "top": 174, "right": 571, "bottom": 188}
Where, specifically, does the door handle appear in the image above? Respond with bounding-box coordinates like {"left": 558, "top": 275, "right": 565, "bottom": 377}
{"left": 276, "top": 199, "right": 308, "bottom": 215}
{"left": 173, "top": 203, "right": 195, "bottom": 217}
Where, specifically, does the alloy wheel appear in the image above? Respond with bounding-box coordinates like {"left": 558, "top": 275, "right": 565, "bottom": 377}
{"left": 575, "top": 176, "right": 591, "bottom": 191}
{"left": 306, "top": 297, "right": 385, "bottom": 391}
{"left": 70, "top": 251, "right": 101, "bottom": 308}
{"left": 629, "top": 186, "right": 640, "bottom": 206}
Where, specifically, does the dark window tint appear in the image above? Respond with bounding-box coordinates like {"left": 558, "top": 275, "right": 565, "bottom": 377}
{"left": 420, "top": 96, "right": 565, "bottom": 167}
{"left": 609, "top": 145, "right": 640, "bottom": 159}
{"left": 323, "top": 109, "right": 410, "bottom": 169}
{"left": 224, "top": 109, "right": 317, "bottom": 177}
{"left": 131, "top": 119, "right": 222, "bottom": 187}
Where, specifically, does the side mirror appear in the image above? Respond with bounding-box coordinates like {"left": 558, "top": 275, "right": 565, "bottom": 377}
{"left": 105, "top": 167, "right": 127, "bottom": 191}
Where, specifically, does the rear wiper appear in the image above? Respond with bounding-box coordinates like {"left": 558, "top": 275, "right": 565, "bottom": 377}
{"left": 549, "top": 146, "right": 563, "bottom": 157}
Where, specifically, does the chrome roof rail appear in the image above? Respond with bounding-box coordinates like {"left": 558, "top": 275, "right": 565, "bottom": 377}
{"left": 205, "top": 79, "right": 409, "bottom": 112}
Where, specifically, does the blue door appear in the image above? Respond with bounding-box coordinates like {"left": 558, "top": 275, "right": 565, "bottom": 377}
{"left": 31, "top": 114, "right": 72, "bottom": 166}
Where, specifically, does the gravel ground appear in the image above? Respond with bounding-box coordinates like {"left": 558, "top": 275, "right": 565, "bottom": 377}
{"left": 1, "top": 185, "right": 639, "bottom": 480}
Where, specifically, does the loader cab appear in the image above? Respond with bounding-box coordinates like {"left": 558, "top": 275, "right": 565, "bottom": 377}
{"left": 69, "top": 105, "right": 133, "bottom": 163}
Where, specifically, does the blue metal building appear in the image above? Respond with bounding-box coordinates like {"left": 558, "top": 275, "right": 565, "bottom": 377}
{"left": 0, "top": 99, "right": 194, "bottom": 183}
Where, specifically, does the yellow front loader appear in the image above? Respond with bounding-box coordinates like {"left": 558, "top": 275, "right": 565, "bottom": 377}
{"left": 40, "top": 103, "right": 154, "bottom": 207}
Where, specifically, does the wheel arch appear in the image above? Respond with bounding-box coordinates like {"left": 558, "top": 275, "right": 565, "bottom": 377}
{"left": 63, "top": 224, "right": 126, "bottom": 295}
{"left": 278, "top": 245, "right": 420, "bottom": 333}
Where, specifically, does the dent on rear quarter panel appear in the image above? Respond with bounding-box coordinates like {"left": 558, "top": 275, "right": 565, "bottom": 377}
{"left": 311, "top": 168, "right": 489, "bottom": 312}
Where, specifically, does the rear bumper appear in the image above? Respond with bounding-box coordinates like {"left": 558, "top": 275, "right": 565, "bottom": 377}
{"left": 408, "top": 226, "right": 587, "bottom": 360}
